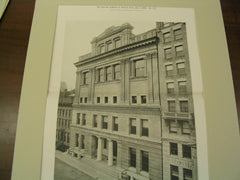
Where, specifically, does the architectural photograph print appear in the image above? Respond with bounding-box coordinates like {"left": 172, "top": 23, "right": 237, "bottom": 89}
{"left": 41, "top": 6, "right": 208, "bottom": 180}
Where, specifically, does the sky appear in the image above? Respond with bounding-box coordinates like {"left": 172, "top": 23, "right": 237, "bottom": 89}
{"left": 60, "top": 20, "right": 157, "bottom": 90}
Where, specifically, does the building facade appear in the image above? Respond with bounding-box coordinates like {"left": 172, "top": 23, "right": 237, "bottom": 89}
{"left": 56, "top": 88, "right": 75, "bottom": 152}
{"left": 68, "top": 22, "right": 197, "bottom": 180}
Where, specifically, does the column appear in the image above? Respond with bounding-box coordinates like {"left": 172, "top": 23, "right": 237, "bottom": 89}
{"left": 108, "top": 139, "right": 113, "bottom": 166}
{"left": 74, "top": 71, "right": 80, "bottom": 103}
{"left": 90, "top": 68, "right": 95, "bottom": 104}
{"left": 117, "top": 142, "right": 122, "bottom": 168}
{"left": 152, "top": 52, "right": 160, "bottom": 104}
{"left": 124, "top": 59, "right": 130, "bottom": 104}
{"left": 97, "top": 137, "right": 102, "bottom": 161}
{"left": 137, "top": 118, "right": 141, "bottom": 137}
{"left": 120, "top": 60, "right": 125, "bottom": 104}
{"left": 146, "top": 53, "right": 154, "bottom": 104}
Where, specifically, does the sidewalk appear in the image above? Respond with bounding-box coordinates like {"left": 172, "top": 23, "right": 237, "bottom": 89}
{"left": 55, "top": 150, "right": 122, "bottom": 180}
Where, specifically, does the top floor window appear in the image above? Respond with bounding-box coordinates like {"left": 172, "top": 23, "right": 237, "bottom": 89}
{"left": 163, "top": 32, "right": 171, "bottom": 43}
{"left": 99, "top": 44, "right": 104, "bottom": 54}
{"left": 114, "top": 38, "right": 121, "bottom": 48}
{"left": 106, "top": 41, "right": 112, "bottom": 51}
{"left": 174, "top": 28, "right": 183, "bottom": 40}
{"left": 134, "top": 59, "right": 146, "bottom": 77}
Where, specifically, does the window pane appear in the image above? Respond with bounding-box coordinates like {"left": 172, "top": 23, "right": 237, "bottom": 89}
{"left": 141, "top": 151, "right": 149, "bottom": 172}
{"left": 183, "top": 168, "right": 193, "bottom": 180}
{"left": 141, "top": 95, "right": 147, "bottom": 104}
{"left": 182, "top": 122, "right": 191, "bottom": 134}
{"left": 170, "top": 142, "right": 178, "bottom": 155}
{"left": 180, "top": 101, "right": 188, "bottom": 112}
{"left": 114, "top": 64, "right": 120, "bottom": 80}
{"left": 168, "top": 100, "right": 176, "bottom": 112}
{"left": 132, "top": 96, "right": 137, "bottom": 104}
{"left": 135, "top": 60, "right": 146, "bottom": 77}
{"left": 106, "top": 66, "right": 112, "bottom": 81}
{"left": 129, "top": 148, "right": 136, "bottom": 167}
{"left": 182, "top": 145, "right": 192, "bottom": 159}
{"left": 170, "top": 121, "right": 178, "bottom": 133}
{"left": 100, "top": 68, "right": 104, "bottom": 82}
{"left": 171, "top": 165, "right": 179, "bottom": 180}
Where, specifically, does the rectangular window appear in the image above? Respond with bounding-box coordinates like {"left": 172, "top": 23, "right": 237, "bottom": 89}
{"left": 106, "top": 41, "right": 112, "bottom": 51}
{"left": 129, "top": 148, "right": 136, "bottom": 168}
{"left": 113, "top": 96, "right": 117, "bottom": 104}
{"left": 141, "top": 119, "right": 149, "bottom": 137}
{"left": 164, "top": 47, "right": 172, "bottom": 59}
{"left": 135, "top": 59, "right": 146, "bottom": 77}
{"left": 167, "top": 82, "right": 174, "bottom": 94}
{"left": 113, "top": 64, "right": 120, "bottom": 80}
{"left": 83, "top": 72, "right": 89, "bottom": 85}
{"left": 106, "top": 66, "right": 112, "bottom": 81}
{"left": 113, "top": 117, "right": 118, "bottom": 131}
{"left": 84, "top": 97, "right": 87, "bottom": 103}
{"left": 141, "top": 151, "right": 149, "bottom": 172}
{"left": 76, "top": 113, "right": 80, "bottom": 124}
{"left": 171, "top": 165, "right": 179, "bottom": 180}
{"left": 75, "top": 134, "right": 79, "bottom": 147}
{"left": 80, "top": 97, "right": 83, "bottom": 103}
{"left": 115, "top": 38, "right": 121, "bottom": 48}
{"left": 105, "top": 97, "right": 108, "bottom": 104}
{"left": 81, "top": 135, "right": 85, "bottom": 149}
{"left": 97, "top": 97, "right": 100, "bottom": 103}
{"left": 132, "top": 96, "right": 137, "bottom": 104}
{"left": 182, "top": 121, "right": 191, "bottom": 134}
{"left": 180, "top": 100, "right": 188, "bottom": 112}
{"left": 169, "top": 120, "right": 178, "bottom": 133}
{"left": 163, "top": 32, "right": 171, "bottom": 43}
{"left": 175, "top": 45, "right": 184, "bottom": 56}
{"left": 183, "top": 168, "right": 193, "bottom": 180}
{"left": 67, "top": 133, "right": 70, "bottom": 143}
{"left": 177, "top": 62, "right": 185, "bottom": 75}
{"left": 99, "top": 44, "right": 104, "bottom": 54}
{"left": 182, "top": 145, "right": 192, "bottom": 159}
{"left": 174, "top": 28, "right": 183, "bottom": 40}
{"left": 104, "top": 138, "right": 107, "bottom": 149}
{"left": 141, "top": 95, "right": 147, "bottom": 104}
{"left": 170, "top": 142, "right": 178, "bottom": 155}
{"left": 99, "top": 68, "right": 104, "bottom": 82}
{"left": 130, "top": 118, "right": 137, "bottom": 135}
{"left": 82, "top": 113, "right": 86, "bottom": 125}
{"left": 178, "top": 81, "right": 187, "bottom": 93}
{"left": 166, "top": 64, "right": 173, "bottom": 76}
{"left": 168, "top": 100, "right": 176, "bottom": 112}
{"left": 93, "top": 115, "right": 97, "bottom": 128}
{"left": 102, "top": 116, "right": 108, "bottom": 129}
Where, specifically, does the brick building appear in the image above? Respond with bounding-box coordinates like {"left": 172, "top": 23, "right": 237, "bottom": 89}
{"left": 56, "top": 87, "right": 75, "bottom": 152}
{"left": 68, "top": 22, "right": 197, "bottom": 180}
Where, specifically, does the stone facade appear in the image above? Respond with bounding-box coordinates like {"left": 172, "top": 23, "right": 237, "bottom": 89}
{"left": 68, "top": 22, "right": 197, "bottom": 180}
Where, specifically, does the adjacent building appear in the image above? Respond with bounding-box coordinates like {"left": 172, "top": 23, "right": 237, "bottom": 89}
{"left": 56, "top": 87, "right": 75, "bottom": 152}
{"left": 67, "top": 22, "right": 197, "bottom": 180}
